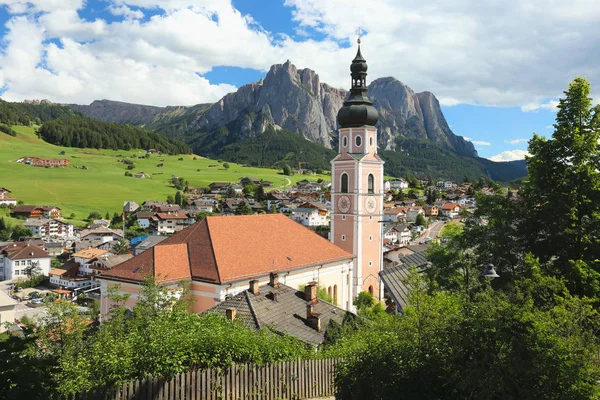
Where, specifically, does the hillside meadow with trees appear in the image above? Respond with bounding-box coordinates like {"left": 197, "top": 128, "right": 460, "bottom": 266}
{"left": 1, "top": 78, "right": 600, "bottom": 400}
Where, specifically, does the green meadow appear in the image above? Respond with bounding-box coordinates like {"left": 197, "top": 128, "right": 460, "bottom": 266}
{"left": 0, "top": 126, "right": 330, "bottom": 225}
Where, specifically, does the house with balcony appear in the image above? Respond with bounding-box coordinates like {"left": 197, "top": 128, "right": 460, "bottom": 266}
{"left": 23, "top": 218, "right": 74, "bottom": 240}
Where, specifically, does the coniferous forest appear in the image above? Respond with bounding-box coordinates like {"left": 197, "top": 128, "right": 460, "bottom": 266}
{"left": 38, "top": 115, "right": 190, "bottom": 155}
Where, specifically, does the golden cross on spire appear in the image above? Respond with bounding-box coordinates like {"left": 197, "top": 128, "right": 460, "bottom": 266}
{"left": 356, "top": 27, "right": 362, "bottom": 44}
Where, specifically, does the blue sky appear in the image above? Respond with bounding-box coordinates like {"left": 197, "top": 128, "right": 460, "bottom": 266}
{"left": 0, "top": 0, "right": 596, "bottom": 161}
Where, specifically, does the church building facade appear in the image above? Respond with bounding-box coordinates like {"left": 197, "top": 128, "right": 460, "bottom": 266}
{"left": 331, "top": 43, "right": 385, "bottom": 300}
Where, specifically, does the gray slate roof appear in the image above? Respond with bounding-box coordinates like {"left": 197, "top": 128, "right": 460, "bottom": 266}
{"left": 380, "top": 264, "right": 413, "bottom": 312}
{"left": 398, "top": 250, "right": 429, "bottom": 269}
{"left": 207, "top": 283, "right": 350, "bottom": 345}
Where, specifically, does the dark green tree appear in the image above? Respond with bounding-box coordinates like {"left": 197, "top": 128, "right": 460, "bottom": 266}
{"left": 282, "top": 164, "right": 293, "bottom": 176}
{"left": 415, "top": 213, "right": 426, "bottom": 226}
{"left": 235, "top": 201, "right": 253, "bottom": 215}
{"left": 520, "top": 77, "right": 600, "bottom": 297}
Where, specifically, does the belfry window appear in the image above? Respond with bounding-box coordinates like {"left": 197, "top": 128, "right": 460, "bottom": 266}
{"left": 341, "top": 173, "right": 349, "bottom": 193}
{"left": 368, "top": 174, "right": 374, "bottom": 194}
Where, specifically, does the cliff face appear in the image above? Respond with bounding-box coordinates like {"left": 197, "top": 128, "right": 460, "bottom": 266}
{"left": 369, "top": 77, "right": 476, "bottom": 156}
{"left": 67, "top": 62, "right": 477, "bottom": 157}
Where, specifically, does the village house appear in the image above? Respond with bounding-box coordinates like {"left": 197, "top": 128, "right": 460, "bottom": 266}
{"left": 141, "top": 201, "right": 168, "bottom": 212}
{"left": 389, "top": 179, "right": 409, "bottom": 190}
{"left": 11, "top": 205, "right": 44, "bottom": 219}
{"left": 0, "top": 242, "right": 51, "bottom": 280}
{"left": 187, "top": 200, "right": 216, "bottom": 213}
{"left": 135, "top": 211, "right": 155, "bottom": 229}
{"left": 208, "top": 278, "right": 352, "bottom": 346}
{"left": 18, "top": 156, "right": 70, "bottom": 167}
{"left": 293, "top": 180, "right": 323, "bottom": 194}
{"left": 423, "top": 205, "right": 439, "bottom": 217}
{"left": 134, "top": 172, "right": 149, "bottom": 179}
{"left": 72, "top": 248, "right": 112, "bottom": 276}
{"left": 239, "top": 177, "right": 261, "bottom": 186}
{"left": 98, "top": 214, "right": 356, "bottom": 315}
{"left": 123, "top": 201, "right": 140, "bottom": 216}
{"left": 405, "top": 206, "right": 425, "bottom": 222}
{"left": 441, "top": 203, "right": 461, "bottom": 218}
{"left": 209, "top": 182, "right": 230, "bottom": 194}
{"left": 0, "top": 187, "right": 17, "bottom": 206}
{"left": 395, "top": 224, "right": 413, "bottom": 245}
{"left": 40, "top": 206, "right": 61, "bottom": 218}
{"left": 383, "top": 207, "right": 407, "bottom": 223}
{"left": 44, "top": 242, "right": 66, "bottom": 257}
{"left": 152, "top": 212, "right": 188, "bottom": 234}
{"left": 291, "top": 206, "right": 329, "bottom": 227}
{"left": 80, "top": 226, "right": 123, "bottom": 243}
{"left": 49, "top": 261, "right": 92, "bottom": 291}
{"left": 22, "top": 218, "right": 74, "bottom": 240}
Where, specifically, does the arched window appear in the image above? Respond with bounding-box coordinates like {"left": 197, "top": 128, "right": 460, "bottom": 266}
{"left": 342, "top": 136, "right": 347, "bottom": 147}
{"left": 333, "top": 285, "right": 338, "bottom": 305}
{"left": 368, "top": 174, "right": 374, "bottom": 194}
{"left": 368, "top": 285, "right": 374, "bottom": 295}
{"left": 356, "top": 135, "right": 362, "bottom": 147}
{"left": 341, "top": 173, "right": 349, "bottom": 193}
{"left": 370, "top": 136, "right": 374, "bottom": 147}
{"left": 328, "top": 286, "right": 332, "bottom": 299}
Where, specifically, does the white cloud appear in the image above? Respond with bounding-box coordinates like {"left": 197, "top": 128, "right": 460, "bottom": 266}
{"left": 471, "top": 140, "right": 491, "bottom": 146}
{"left": 504, "top": 138, "right": 528, "bottom": 145}
{"left": 489, "top": 150, "right": 530, "bottom": 162}
{"left": 109, "top": 5, "right": 144, "bottom": 20}
{"left": 521, "top": 100, "right": 560, "bottom": 112}
{"left": 1, "top": 0, "right": 600, "bottom": 107}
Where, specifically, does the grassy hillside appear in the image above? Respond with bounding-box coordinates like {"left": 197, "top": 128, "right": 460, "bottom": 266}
{"left": 0, "top": 126, "right": 329, "bottom": 225}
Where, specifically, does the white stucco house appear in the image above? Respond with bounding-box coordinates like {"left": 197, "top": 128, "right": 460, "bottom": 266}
{"left": 0, "top": 242, "right": 51, "bottom": 280}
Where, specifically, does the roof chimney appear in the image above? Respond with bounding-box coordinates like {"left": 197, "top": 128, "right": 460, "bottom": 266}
{"left": 305, "top": 281, "right": 317, "bottom": 303}
{"left": 226, "top": 308, "right": 236, "bottom": 322}
{"left": 306, "top": 304, "right": 321, "bottom": 332}
{"left": 269, "top": 272, "right": 279, "bottom": 288}
{"left": 270, "top": 292, "right": 278, "bottom": 302}
{"left": 249, "top": 279, "right": 260, "bottom": 296}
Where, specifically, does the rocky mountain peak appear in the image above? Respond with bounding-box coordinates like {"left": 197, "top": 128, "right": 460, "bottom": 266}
{"left": 68, "top": 60, "right": 477, "bottom": 157}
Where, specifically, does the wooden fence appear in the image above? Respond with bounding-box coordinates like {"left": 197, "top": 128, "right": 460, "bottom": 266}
{"left": 69, "top": 358, "right": 342, "bottom": 400}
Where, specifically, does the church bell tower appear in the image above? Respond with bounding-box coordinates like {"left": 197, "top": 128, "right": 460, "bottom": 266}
{"left": 331, "top": 40, "right": 384, "bottom": 301}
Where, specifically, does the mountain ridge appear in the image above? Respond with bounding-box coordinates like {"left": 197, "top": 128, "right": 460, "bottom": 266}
{"left": 66, "top": 60, "right": 477, "bottom": 157}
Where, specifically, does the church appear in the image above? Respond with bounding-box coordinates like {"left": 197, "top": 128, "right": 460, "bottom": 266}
{"left": 331, "top": 40, "right": 384, "bottom": 300}
{"left": 97, "top": 43, "right": 384, "bottom": 315}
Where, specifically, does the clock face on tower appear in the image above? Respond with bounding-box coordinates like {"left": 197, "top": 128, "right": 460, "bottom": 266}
{"left": 365, "top": 196, "right": 377, "bottom": 214}
{"left": 338, "top": 195, "right": 351, "bottom": 213}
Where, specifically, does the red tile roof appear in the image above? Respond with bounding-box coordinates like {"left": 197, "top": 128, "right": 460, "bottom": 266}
{"left": 0, "top": 242, "right": 50, "bottom": 260}
{"left": 101, "top": 214, "right": 354, "bottom": 285}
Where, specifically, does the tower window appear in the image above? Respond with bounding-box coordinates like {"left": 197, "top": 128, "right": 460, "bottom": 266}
{"left": 342, "top": 136, "right": 347, "bottom": 147}
{"left": 368, "top": 174, "right": 375, "bottom": 194}
{"left": 356, "top": 135, "right": 362, "bottom": 147}
{"left": 342, "top": 215, "right": 346, "bottom": 220}
{"left": 368, "top": 285, "right": 374, "bottom": 295}
{"left": 342, "top": 235, "right": 346, "bottom": 241}
{"left": 370, "top": 136, "right": 374, "bottom": 147}
{"left": 369, "top": 235, "right": 373, "bottom": 241}
{"left": 341, "top": 173, "right": 349, "bottom": 193}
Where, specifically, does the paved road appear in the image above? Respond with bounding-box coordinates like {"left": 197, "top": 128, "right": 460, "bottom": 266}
{"left": 417, "top": 220, "right": 446, "bottom": 242}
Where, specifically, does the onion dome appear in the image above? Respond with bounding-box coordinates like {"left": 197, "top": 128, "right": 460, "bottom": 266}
{"left": 337, "top": 45, "right": 379, "bottom": 128}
